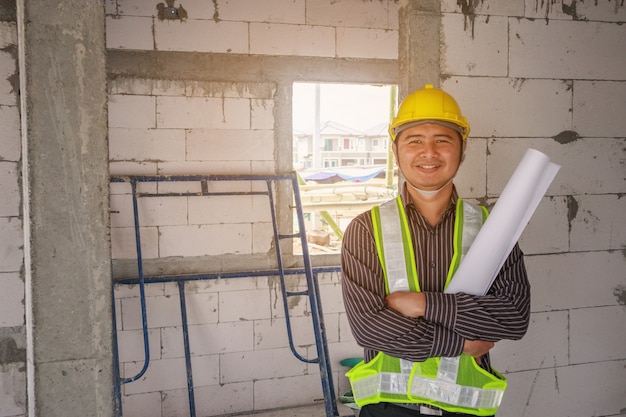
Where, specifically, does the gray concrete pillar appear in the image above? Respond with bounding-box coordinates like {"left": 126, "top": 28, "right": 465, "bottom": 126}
{"left": 19, "top": 0, "right": 113, "bottom": 415}
{"left": 398, "top": 0, "right": 442, "bottom": 99}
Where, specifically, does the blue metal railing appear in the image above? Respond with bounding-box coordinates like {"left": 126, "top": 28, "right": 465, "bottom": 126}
{"left": 110, "top": 173, "right": 347, "bottom": 417}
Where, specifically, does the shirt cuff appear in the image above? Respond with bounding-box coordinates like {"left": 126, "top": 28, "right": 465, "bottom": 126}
{"left": 429, "top": 322, "right": 464, "bottom": 358}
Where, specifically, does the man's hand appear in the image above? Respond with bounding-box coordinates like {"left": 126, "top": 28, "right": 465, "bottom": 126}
{"left": 385, "top": 291, "right": 426, "bottom": 318}
{"left": 463, "top": 339, "right": 494, "bottom": 364}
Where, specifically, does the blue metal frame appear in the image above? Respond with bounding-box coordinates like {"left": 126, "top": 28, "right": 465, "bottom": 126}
{"left": 110, "top": 173, "right": 348, "bottom": 417}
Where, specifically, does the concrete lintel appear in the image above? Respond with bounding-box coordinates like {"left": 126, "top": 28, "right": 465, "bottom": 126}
{"left": 106, "top": 50, "right": 398, "bottom": 85}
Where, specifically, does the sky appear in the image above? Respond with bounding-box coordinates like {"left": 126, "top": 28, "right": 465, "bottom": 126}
{"left": 292, "top": 82, "right": 396, "bottom": 132}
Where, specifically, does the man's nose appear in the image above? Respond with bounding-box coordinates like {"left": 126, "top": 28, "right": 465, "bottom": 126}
{"left": 419, "top": 141, "right": 437, "bottom": 157}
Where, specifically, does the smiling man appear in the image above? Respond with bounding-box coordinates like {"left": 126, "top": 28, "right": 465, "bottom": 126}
{"left": 341, "top": 85, "right": 531, "bottom": 417}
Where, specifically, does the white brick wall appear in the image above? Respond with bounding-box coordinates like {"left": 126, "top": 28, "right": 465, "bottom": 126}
{"left": 114, "top": 272, "right": 354, "bottom": 416}
{"left": 108, "top": 78, "right": 279, "bottom": 260}
{"left": 186, "top": 130, "right": 274, "bottom": 161}
{"left": 0, "top": 364, "right": 26, "bottom": 417}
{"left": 336, "top": 27, "right": 398, "bottom": 59}
{"left": 109, "top": 95, "right": 156, "bottom": 128}
{"left": 106, "top": 0, "right": 399, "bottom": 59}
{"left": 569, "top": 194, "right": 626, "bottom": 251}
{"left": 0, "top": 272, "right": 24, "bottom": 327}
{"left": 510, "top": 19, "right": 626, "bottom": 80}
{"left": 443, "top": 78, "right": 572, "bottom": 140}
{"left": 306, "top": 0, "right": 398, "bottom": 29}
{"left": 435, "top": 6, "right": 624, "bottom": 417}
{"left": 442, "top": 0, "right": 524, "bottom": 16}
{"left": 498, "top": 360, "right": 626, "bottom": 417}
{"left": 215, "top": 0, "right": 305, "bottom": 24}
{"left": 0, "top": 19, "right": 25, "bottom": 417}
{"left": 527, "top": 251, "right": 625, "bottom": 312}
{"left": 106, "top": 16, "right": 153, "bottom": 50}
{"left": 109, "top": 128, "right": 187, "bottom": 162}
{"left": 574, "top": 80, "right": 626, "bottom": 137}
{"left": 488, "top": 137, "right": 625, "bottom": 196}
{"left": 442, "top": 14, "right": 508, "bottom": 76}
{"left": 0, "top": 106, "right": 20, "bottom": 158}
{"left": 250, "top": 23, "right": 335, "bottom": 57}
{"left": 0, "top": 162, "right": 19, "bottom": 217}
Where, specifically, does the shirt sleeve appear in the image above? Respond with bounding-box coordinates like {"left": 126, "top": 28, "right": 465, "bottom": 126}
{"left": 341, "top": 213, "right": 465, "bottom": 362}
{"left": 424, "top": 244, "right": 531, "bottom": 342}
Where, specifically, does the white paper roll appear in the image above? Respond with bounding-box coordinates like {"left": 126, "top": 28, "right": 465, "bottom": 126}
{"left": 445, "top": 148, "right": 561, "bottom": 296}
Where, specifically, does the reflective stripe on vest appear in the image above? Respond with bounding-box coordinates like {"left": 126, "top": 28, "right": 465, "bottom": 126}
{"left": 347, "top": 197, "right": 507, "bottom": 416}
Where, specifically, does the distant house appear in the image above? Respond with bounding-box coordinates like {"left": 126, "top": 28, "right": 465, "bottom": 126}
{"left": 293, "top": 120, "right": 390, "bottom": 170}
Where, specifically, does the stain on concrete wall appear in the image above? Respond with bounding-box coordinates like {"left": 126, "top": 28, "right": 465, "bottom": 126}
{"left": 457, "top": 0, "right": 481, "bottom": 38}
{"left": 561, "top": 1, "right": 578, "bottom": 20}
{"left": 533, "top": 0, "right": 580, "bottom": 21}
{"left": 614, "top": 285, "right": 626, "bottom": 305}
{"left": 156, "top": 0, "right": 187, "bottom": 21}
{"left": 212, "top": 0, "right": 221, "bottom": 23}
{"left": 567, "top": 195, "right": 578, "bottom": 234}
{"left": 0, "top": 44, "right": 18, "bottom": 96}
{"left": 0, "top": 337, "right": 25, "bottom": 364}
{"left": 553, "top": 130, "right": 580, "bottom": 144}
{"left": 0, "top": 0, "right": 16, "bottom": 22}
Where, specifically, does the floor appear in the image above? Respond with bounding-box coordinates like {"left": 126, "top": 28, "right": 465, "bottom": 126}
{"left": 231, "top": 403, "right": 357, "bottom": 417}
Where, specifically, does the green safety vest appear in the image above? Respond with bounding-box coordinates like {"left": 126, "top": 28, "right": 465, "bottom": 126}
{"left": 346, "top": 197, "right": 507, "bottom": 416}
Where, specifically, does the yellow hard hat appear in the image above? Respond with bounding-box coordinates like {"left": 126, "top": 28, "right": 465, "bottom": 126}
{"left": 389, "top": 84, "right": 470, "bottom": 141}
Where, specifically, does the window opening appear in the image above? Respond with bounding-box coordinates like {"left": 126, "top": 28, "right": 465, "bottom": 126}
{"left": 293, "top": 82, "right": 398, "bottom": 254}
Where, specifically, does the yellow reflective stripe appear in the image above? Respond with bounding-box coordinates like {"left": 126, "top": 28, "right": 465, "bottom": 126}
{"left": 395, "top": 198, "right": 419, "bottom": 292}
{"left": 351, "top": 372, "right": 408, "bottom": 397}
{"left": 437, "top": 357, "right": 460, "bottom": 383}
{"left": 349, "top": 353, "right": 506, "bottom": 413}
{"left": 409, "top": 376, "right": 504, "bottom": 410}
{"left": 379, "top": 198, "right": 408, "bottom": 294}
{"left": 445, "top": 200, "right": 464, "bottom": 288}
{"left": 460, "top": 201, "right": 484, "bottom": 258}
{"left": 373, "top": 197, "right": 419, "bottom": 295}
{"left": 446, "top": 199, "right": 486, "bottom": 289}
{"left": 408, "top": 355, "right": 507, "bottom": 414}
{"left": 370, "top": 205, "right": 390, "bottom": 294}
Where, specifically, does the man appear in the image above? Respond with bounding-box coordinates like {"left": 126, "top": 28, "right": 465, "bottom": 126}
{"left": 341, "top": 84, "right": 531, "bottom": 417}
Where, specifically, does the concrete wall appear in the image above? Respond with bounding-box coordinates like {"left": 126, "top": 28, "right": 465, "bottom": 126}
{"left": 2, "top": 0, "right": 625, "bottom": 416}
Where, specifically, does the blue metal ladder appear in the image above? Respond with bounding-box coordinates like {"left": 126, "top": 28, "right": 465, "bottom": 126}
{"left": 110, "top": 173, "right": 347, "bottom": 417}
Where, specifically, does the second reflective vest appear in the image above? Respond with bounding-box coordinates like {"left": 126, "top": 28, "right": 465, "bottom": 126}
{"left": 346, "top": 196, "right": 507, "bottom": 416}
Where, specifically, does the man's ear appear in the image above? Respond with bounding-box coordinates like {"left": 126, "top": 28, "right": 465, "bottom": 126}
{"left": 391, "top": 140, "right": 399, "bottom": 164}
{"left": 460, "top": 139, "right": 467, "bottom": 163}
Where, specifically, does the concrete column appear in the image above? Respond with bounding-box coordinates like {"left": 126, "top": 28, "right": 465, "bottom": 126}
{"left": 19, "top": 1, "right": 113, "bottom": 415}
{"left": 398, "top": 0, "right": 442, "bottom": 99}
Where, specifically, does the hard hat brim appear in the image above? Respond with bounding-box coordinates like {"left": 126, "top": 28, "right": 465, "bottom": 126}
{"left": 392, "top": 119, "right": 466, "bottom": 141}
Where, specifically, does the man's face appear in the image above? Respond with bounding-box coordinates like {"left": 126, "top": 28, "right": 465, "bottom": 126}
{"left": 392, "top": 122, "right": 465, "bottom": 192}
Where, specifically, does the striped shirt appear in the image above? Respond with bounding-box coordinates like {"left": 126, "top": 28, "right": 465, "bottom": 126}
{"left": 341, "top": 185, "right": 531, "bottom": 368}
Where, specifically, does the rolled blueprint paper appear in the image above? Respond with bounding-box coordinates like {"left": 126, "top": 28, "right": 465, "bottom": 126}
{"left": 445, "top": 148, "right": 561, "bottom": 296}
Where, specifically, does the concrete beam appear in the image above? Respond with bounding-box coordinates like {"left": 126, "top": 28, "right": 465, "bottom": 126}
{"left": 106, "top": 50, "right": 397, "bottom": 85}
